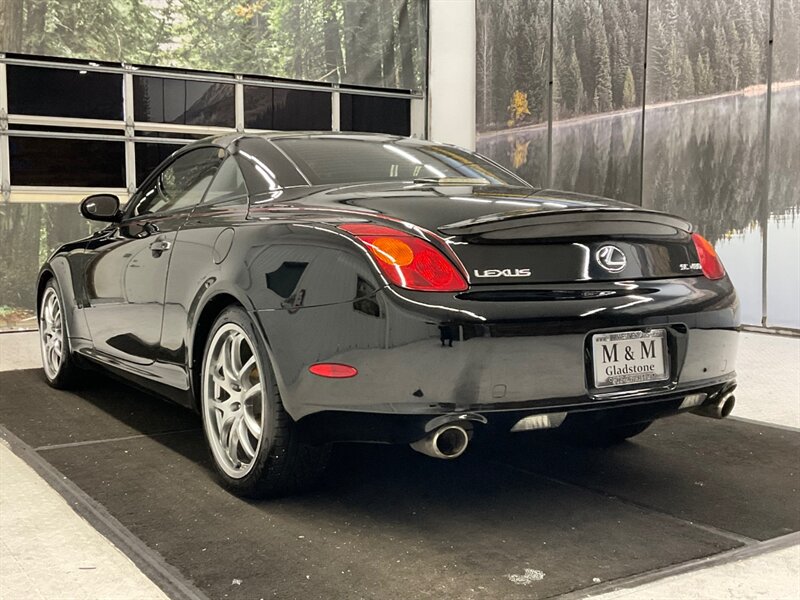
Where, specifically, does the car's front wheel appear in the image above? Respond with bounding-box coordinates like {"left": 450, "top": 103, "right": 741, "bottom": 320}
{"left": 200, "top": 305, "right": 330, "bottom": 498}
{"left": 39, "top": 278, "right": 79, "bottom": 389}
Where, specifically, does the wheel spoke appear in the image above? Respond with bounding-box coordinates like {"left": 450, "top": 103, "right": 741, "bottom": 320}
{"left": 226, "top": 417, "right": 241, "bottom": 463}
{"left": 212, "top": 371, "right": 233, "bottom": 398}
{"left": 242, "top": 381, "right": 262, "bottom": 403}
{"left": 218, "top": 410, "right": 236, "bottom": 434}
{"left": 238, "top": 418, "right": 256, "bottom": 459}
{"left": 48, "top": 345, "right": 59, "bottom": 370}
{"left": 243, "top": 405, "right": 262, "bottom": 438}
{"left": 237, "top": 356, "right": 256, "bottom": 387}
{"left": 220, "top": 336, "right": 239, "bottom": 383}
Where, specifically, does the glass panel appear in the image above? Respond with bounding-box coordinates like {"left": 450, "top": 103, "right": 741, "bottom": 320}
{"left": 766, "top": 0, "right": 800, "bottom": 329}
{"left": 133, "top": 76, "right": 235, "bottom": 127}
{"left": 244, "top": 86, "right": 331, "bottom": 131}
{"left": 131, "top": 148, "right": 223, "bottom": 216}
{"left": 0, "top": 203, "right": 99, "bottom": 331}
{"left": 642, "top": 0, "right": 770, "bottom": 326}
{"left": 551, "top": 0, "right": 646, "bottom": 205}
{"left": 244, "top": 86, "right": 274, "bottom": 129}
{"left": 274, "top": 89, "right": 331, "bottom": 131}
{"left": 7, "top": 65, "right": 123, "bottom": 120}
{"left": 272, "top": 138, "right": 526, "bottom": 186}
{"left": 232, "top": 138, "right": 309, "bottom": 192}
{"left": 474, "top": 0, "right": 551, "bottom": 187}
{"left": 135, "top": 143, "right": 186, "bottom": 186}
{"left": 203, "top": 157, "right": 248, "bottom": 203}
{"left": 9, "top": 137, "right": 125, "bottom": 187}
{"left": 340, "top": 95, "right": 410, "bottom": 136}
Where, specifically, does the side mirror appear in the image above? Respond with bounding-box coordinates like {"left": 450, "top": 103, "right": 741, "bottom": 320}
{"left": 80, "top": 194, "right": 121, "bottom": 222}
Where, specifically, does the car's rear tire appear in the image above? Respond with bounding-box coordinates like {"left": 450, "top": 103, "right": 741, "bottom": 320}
{"left": 562, "top": 420, "right": 654, "bottom": 447}
{"left": 38, "top": 278, "right": 79, "bottom": 389}
{"left": 200, "top": 305, "right": 330, "bottom": 498}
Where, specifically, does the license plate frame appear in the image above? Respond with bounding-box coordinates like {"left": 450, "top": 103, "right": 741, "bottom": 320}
{"left": 591, "top": 329, "right": 670, "bottom": 389}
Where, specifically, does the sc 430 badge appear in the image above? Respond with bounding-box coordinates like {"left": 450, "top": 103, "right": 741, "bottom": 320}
{"left": 473, "top": 268, "right": 532, "bottom": 278}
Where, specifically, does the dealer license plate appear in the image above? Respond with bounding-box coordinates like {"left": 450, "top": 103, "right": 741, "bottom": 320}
{"left": 592, "top": 329, "right": 669, "bottom": 389}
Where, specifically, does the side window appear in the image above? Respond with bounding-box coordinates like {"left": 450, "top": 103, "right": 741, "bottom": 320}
{"left": 202, "top": 156, "right": 248, "bottom": 204}
{"left": 132, "top": 147, "right": 223, "bottom": 216}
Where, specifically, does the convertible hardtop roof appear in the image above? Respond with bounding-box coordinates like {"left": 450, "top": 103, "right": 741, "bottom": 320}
{"left": 193, "top": 131, "right": 430, "bottom": 152}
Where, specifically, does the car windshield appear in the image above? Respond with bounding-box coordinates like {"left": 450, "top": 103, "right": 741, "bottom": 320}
{"left": 272, "top": 138, "right": 530, "bottom": 187}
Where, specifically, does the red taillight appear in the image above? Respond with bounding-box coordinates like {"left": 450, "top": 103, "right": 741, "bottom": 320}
{"left": 339, "top": 223, "right": 468, "bottom": 292}
{"left": 692, "top": 233, "right": 725, "bottom": 280}
{"left": 309, "top": 363, "right": 358, "bottom": 378}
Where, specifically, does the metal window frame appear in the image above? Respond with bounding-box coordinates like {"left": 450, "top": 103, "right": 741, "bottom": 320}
{"left": 1, "top": 55, "right": 423, "bottom": 98}
{"left": 1, "top": 54, "right": 425, "bottom": 205}
{"left": 0, "top": 62, "right": 9, "bottom": 201}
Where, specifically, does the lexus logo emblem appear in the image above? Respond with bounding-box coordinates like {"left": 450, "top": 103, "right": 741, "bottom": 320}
{"left": 595, "top": 245, "right": 627, "bottom": 273}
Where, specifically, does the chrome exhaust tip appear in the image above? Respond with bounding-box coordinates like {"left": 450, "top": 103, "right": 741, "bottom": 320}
{"left": 410, "top": 424, "right": 470, "bottom": 459}
{"left": 692, "top": 391, "right": 736, "bottom": 419}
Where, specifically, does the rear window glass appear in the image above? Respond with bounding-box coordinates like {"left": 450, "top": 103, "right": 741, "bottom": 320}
{"left": 272, "top": 138, "right": 529, "bottom": 187}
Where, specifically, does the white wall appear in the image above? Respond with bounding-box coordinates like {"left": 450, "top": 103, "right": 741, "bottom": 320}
{"left": 428, "top": 0, "right": 476, "bottom": 150}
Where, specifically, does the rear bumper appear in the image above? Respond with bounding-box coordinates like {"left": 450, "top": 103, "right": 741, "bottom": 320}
{"left": 253, "top": 275, "right": 740, "bottom": 441}
{"left": 296, "top": 381, "right": 736, "bottom": 444}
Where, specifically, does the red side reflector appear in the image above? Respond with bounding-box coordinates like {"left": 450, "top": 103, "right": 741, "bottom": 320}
{"left": 309, "top": 363, "right": 358, "bottom": 378}
{"left": 691, "top": 233, "right": 726, "bottom": 280}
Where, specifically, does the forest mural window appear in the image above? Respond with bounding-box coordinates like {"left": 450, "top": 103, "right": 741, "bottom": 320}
{"left": 9, "top": 137, "right": 126, "bottom": 187}
{"left": 340, "top": 94, "right": 411, "bottom": 136}
{"left": 7, "top": 65, "right": 124, "bottom": 120}
{"left": 243, "top": 86, "right": 332, "bottom": 130}
{"left": 0, "top": 0, "right": 427, "bottom": 91}
{"left": 133, "top": 77, "right": 236, "bottom": 128}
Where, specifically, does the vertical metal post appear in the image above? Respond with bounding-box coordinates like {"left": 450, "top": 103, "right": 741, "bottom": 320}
{"left": 410, "top": 97, "right": 426, "bottom": 138}
{"left": 0, "top": 61, "right": 10, "bottom": 203}
{"left": 761, "top": 0, "right": 776, "bottom": 327}
{"left": 545, "top": 0, "right": 555, "bottom": 188}
{"left": 122, "top": 69, "right": 136, "bottom": 195}
{"left": 235, "top": 75, "right": 245, "bottom": 132}
{"left": 331, "top": 89, "right": 340, "bottom": 132}
{"left": 424, "top": 0, "right": 432, "bottom": 140}
{"left": 638, "top": 0, "right": 651, "bottom": 207}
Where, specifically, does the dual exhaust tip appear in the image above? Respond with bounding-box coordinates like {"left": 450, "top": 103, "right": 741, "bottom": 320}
{"left": 411, "top": 389, "right": 735, "bottom": 459}
{"left": 410, "top": 424, "right": 470, "bottom": 459}
{"left": 692, "top": 390, "right": 736, "bottom": 420}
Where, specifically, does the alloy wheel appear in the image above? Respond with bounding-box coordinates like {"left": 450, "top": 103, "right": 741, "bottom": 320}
{"left": 39, "top": 287, "right": 64, "bottom": 380}
{"left": 202, "top": 323, "right": 265, "bottom": 478}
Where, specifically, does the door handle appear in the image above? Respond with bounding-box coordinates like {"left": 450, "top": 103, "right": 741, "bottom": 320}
{"left": 149, "top": 239, "right": 172, "bottom": 256}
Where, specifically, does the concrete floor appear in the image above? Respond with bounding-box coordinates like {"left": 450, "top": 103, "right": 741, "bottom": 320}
{"left": 1, "top": 329, "right": 798, "bottom": 599}
{"left": 591, "top": 544, "right": 800, "bottom": 600}
{"left": 0, "top": 443, "right": 168, "bottom": 600}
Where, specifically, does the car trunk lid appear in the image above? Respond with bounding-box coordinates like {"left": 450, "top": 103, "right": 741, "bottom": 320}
{"left": 259, "top": 183, "right": 703, "bottom": 285}
{"left": 435, "top": 193, "right": 699, "bottom": 285}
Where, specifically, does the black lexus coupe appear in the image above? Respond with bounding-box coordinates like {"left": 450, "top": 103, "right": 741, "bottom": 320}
{"left": 37, "top": 133, "right": 739, "bottom": 497}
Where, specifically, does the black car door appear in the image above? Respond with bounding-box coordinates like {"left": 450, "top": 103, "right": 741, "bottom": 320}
{"left": 159, "top": 154, "right": 252, "bottom": 381}
{"left": 82, "top": 146, "right": 224, "bottom": 366}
